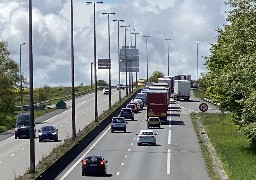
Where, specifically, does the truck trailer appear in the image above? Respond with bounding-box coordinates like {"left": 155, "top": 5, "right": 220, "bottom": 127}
{"left": 173, "top": 80, "right": 191, "bottom": 101}
{"left": 147, "top": 90, "right": 169, "bottom": 124}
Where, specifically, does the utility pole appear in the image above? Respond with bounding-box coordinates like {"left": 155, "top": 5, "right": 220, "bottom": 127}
{"left": 113, "top": 19, "right": 124, "bottom": 101}
{"left": 194, "top": 41, "right": 200, "bottom": 80}
{"left": 19, "top": 42, "right": 25, "bottom": 112}
{"left": 131, "top": 31, "right": 139, "bottom": 87}
{"left": 165, "top": 38, "right": 171, "bottom": 76}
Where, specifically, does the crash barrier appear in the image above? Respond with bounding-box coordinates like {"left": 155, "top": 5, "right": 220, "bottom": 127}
{"left": 35, "top": 89, "right": 139, "bottom": 180}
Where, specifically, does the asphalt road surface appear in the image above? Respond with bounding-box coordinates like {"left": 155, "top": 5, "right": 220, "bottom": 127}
{"left": 56, "top": 91, "right": 210, "bottom": 180}
{"left": 0, "top": 89, "right": 126, "bottom": 180}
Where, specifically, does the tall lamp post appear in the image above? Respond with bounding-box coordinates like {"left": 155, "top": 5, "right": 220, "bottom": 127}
{"left": 131, "top": 31, "right": 139, "bottom": 87}
{"left": 113, "top": 19, "right": 124, "bottom": 101}
{"left": 143, "top": 35, "right": 150, "bottom": 82}
{"left": 165, "top": 38, "right": 171, "bottom": 76}
{"left": 120, "top": 25, "right": 130, "bottom": 96}
{"left": 194, "top": 41, "right": 200, "bottom": 80}
{"left": 28, "top": 0, "right": 35, "bottom": 173}
{"left": 102, "top": 12, "right": 115, "bottom": 109}
{"left": 87, "top": 1, "right": 103, "bottom": 122}
{"left": 19, "top": 42, "right": 25, "bottom": 112}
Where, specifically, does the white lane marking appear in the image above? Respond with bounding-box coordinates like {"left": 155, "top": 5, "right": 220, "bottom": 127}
{"left": 125, "top": 155, "right": 128, "bottom": 158}
{"left": 65, "top": 122, "right": 68, "bottom": 124}
{"left": 0, "top": 161, "right": 2, "bottom": 163}
{"left": 121, "top": 163, "right": 124, "bottom": 166}
{"left": 10, "top": 154, "right": 15, "bottom": 157}
{"left": 61, "top": 125, "right": 63, "bottom": 127}
{"left": 133, "top": 138, "right": 136, "bottom": 140}
{"left": 22, "top": 147, "right": 25, "bottom": 150}
{"left": 167, "top": 149, "right": 171, "bottom": 174}
{"left": 131, "top": 143, "right": 133, "bottom": 146}
{"left": 169, "top": 118, "right": 172, "bottom": 128}
{"left": 128, "top": 149, "right": 131, "bottom": 152}
{"left": 116, "top": 172, "right": 120, "bottom": 175}
{"left": 7, "top": 136, "right": 14, "bottom": 140}
{"left": 168, "top": 130, "right": 171, "bottom": 145}
{"left": 59, "top": 126, "right": 111, "bottom": 180}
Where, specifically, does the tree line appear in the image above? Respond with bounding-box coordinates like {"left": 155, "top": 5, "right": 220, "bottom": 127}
{"left": 200, "top": 0, "right": 256, "bottom": 146}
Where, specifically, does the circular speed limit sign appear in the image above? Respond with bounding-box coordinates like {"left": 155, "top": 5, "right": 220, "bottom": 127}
{"left": 199, "top": 103, "right": 208, "bottom": 112}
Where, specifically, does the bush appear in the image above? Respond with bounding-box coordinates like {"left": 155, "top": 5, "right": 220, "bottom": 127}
{"left": 0, "top": 126, "right": 8, "bottom": 133}
{"left": 243, "top": 122, "right": 256, "bottom": 147}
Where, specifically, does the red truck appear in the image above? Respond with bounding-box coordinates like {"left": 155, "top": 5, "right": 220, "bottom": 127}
{"left": 147, "top": 90, "right": 169, "bottom": 124}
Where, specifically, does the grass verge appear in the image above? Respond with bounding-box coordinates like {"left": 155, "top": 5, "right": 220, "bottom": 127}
{"left": 192, "top": 112, "right": 256, "bottom": 180}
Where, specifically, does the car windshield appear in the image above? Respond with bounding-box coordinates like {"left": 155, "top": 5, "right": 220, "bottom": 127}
{"left": 122, "top": 109, "right": 131, "bottom": 112}
{"left": 16, "top": 120, "right": 29, "bottom": 126}
{"left": 41, "top": 126, "right": 54, "bottom": 131}
{"left": 17, "top": 114, "right": 30, "bottom": 122}
{"left": 149, "top": 118, "right": 159, "bottom": 121}
{"left": 112, "top": 118, "right": 125, "bottom": 123}
{"left": 141, "top": 132, "right": 153, "bottom": 135}
{"left": 85, "top": 156, "right": 102, "bottom": 164}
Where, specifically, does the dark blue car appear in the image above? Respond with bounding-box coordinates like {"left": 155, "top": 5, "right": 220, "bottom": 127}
{"left": 38, "top": 125, "right": 58, "bottom": 142}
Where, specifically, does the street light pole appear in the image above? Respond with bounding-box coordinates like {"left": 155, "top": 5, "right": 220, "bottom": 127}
{"left": 113, "top": 19, "right": 124, "bottom": 101}
{"left": 143, "top": 35, "right": 150, "bottom": 82}
{"left": 28, "top": 0, "right": 35, "bottom": 173}
{"left": 102, "top": 12, "right": 115, "bottom": 109}
{"left": 19, "top": 42, "right": 25, "bottom": 112}
{"left": 71, "top": 0, "right": 76, "bottom": 139}
{"left": 194, "top": 41, "right": 200, "bottom": 80}
{"left": 131, "top": 32, "right": 139, "bottom": 87}
{"left": 165, "top": 38, "right": 171, "bottom": 76}
{"left": 87, "top": 1, "right": 103, "bottom": 122}
{"left": 120, "top": 25, "right": 130, "bottom": 96}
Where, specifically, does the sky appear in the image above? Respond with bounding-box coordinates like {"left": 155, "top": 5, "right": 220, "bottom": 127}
{"left": 0, "top": 0, "right": 229, "bottom": 87}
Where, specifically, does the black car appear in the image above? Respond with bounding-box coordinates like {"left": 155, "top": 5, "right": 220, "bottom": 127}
{"left": 81, "top": 155, "right": 108, "bottom": 176}
{"left": 14, "top": 114, "right": 34, "bottom": 139}
{"left": 117, "top": 84, "right": 125, "bottom": 90}
{"left": 120, "top": 108, "right": 134, "bottom": 120}
{"left": 38, "top": 125, "right": 58, "bottom": 142}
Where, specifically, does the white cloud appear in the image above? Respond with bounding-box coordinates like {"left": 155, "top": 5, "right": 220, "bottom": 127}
{"left": 0, "top": 0, "right": 228, "bottom": 87}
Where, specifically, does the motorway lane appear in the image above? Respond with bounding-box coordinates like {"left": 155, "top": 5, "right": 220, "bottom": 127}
{"left": 57, "top": 100, "right": 210, "bottom": 180}
{"left": 0, "top": 89, "right": 126, "bottom": 180}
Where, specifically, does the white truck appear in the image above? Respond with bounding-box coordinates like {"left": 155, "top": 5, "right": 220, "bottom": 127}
{"left": 173, "top": 80, "right": 191, "bottom": 101}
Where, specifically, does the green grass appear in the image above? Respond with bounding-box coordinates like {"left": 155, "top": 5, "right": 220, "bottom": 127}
{"left": 198, "top": 113, "right": 256, "bottom": 180}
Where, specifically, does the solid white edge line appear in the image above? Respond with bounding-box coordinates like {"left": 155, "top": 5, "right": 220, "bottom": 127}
{"left": 59, "top": 126, "right": 111, "bottom": 180}
{"left": 167, "top": 149, "right": 171, "bottom": 174}
{"left": 168, "top": 130, "right": 171, "bottom": 145}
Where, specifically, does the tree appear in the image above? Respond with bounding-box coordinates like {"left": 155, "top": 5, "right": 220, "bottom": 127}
{"left": 149, "top": 71, "right": 164, "bottom": 82}
{"left": 0, "top": 41, "right": 19, "bottom": 125}
{"left": 97, "top": 80, "right": 108, "bottom": 86}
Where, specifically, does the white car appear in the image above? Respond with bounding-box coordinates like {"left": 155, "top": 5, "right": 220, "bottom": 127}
{"left": 103, "top": 87, "right": 109, "bottom": 95}
{"left": 111, "top": 117, "right": 127, "bottom": 133}
{"left": 136, "top": 130, "right": 157, "bottom": 146}
{"left": 132, "top": 98, "right": 144, "bottom": 109}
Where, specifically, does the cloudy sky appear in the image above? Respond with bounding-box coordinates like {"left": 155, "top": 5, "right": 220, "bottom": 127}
{"left": 0, "top": 0, "right": 229, "bottom": 87}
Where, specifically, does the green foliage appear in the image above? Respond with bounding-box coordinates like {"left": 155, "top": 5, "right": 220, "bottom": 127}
{"left": 0, "top": 41, "right": 19, "bottom": 124}
{"left": 243, "top": 122, "right": 256, "bottom": 147}
{"left": 202, "top": 0, "right": 256, "bottom": 128}
{"left": 97, "top": 79, "right": 108, "bottom": 86}
{"left": 149, "top": 71, "right": 164, "bottom": 82}
{"left": 36, "top": 85, "right": 51, "bottom": 102}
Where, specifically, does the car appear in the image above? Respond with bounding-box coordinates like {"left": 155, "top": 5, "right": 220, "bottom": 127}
{"left": 81, "top": 155, "right": 108, "bottom": 176}
{"left": 14, "top": 114, "right": 35, "bottom": 139}
{"left": 103, "top": 87, "right": 110, "bottom": 95}
{"left": 38, "top": 125, "right": 58, "bottom": 142}
{"left": 135, "top": 92, "right": 147, "bottom": 104}
{"left": 132, "top": 98, "right": 144, "bottom": 109}
{"left": 111, "top": 117, "right": 127, "bottom": 133}
{"left": 136, "top": 130, "right": 157, "bottom": 146}
{"left": 117, "top": 84, "right": 125, "bottom": 90}
{"left": 129, "top": 101, "right": 141, "bottom": 112}
{"left": 147, "top": 117, "right": 161, "bottom": 128}
{"left": 126, "top": 103, "right": 138, "bottom": 114}
{"left": 120, "top": 108, "right": 134, "bottom": 120}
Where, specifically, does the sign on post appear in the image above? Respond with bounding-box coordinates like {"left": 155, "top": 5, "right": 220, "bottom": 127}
{"left": 98, "top": 59, "right": 111, "bottom": 69}
{"left": 199, "top": 103, "right": 208, "bottom": 112}
{"left": 119, "top": 46, "right": 139, "bottom": 72}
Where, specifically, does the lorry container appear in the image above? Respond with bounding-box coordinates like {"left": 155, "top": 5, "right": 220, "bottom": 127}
{"left": 173, "top": 80, "right": 191, "bottom": 101}
{"left": 147, "top": 90, "right": 169, "bottom": 124}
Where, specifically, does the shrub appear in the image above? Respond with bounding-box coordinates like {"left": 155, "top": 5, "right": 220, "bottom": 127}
{"left": 243, "top": 122, "right": 256, "bottom": 147}
{"left": 0, "top": 126, "right": 8, "bottom": 133}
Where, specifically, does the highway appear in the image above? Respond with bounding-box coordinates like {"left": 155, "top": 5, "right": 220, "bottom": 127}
{"left": 56, "top": 91, "right": 212, "bottom": 180}
{"left": 0, "top": 89, "right": 126, "bottom": 180}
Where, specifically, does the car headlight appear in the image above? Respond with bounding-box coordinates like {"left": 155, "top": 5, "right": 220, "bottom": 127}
{"left": 38, "top": 132, "right": 42, "bottom": 135}
{"left": 52, "top": 132, "right": 57, "bottom": 135}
